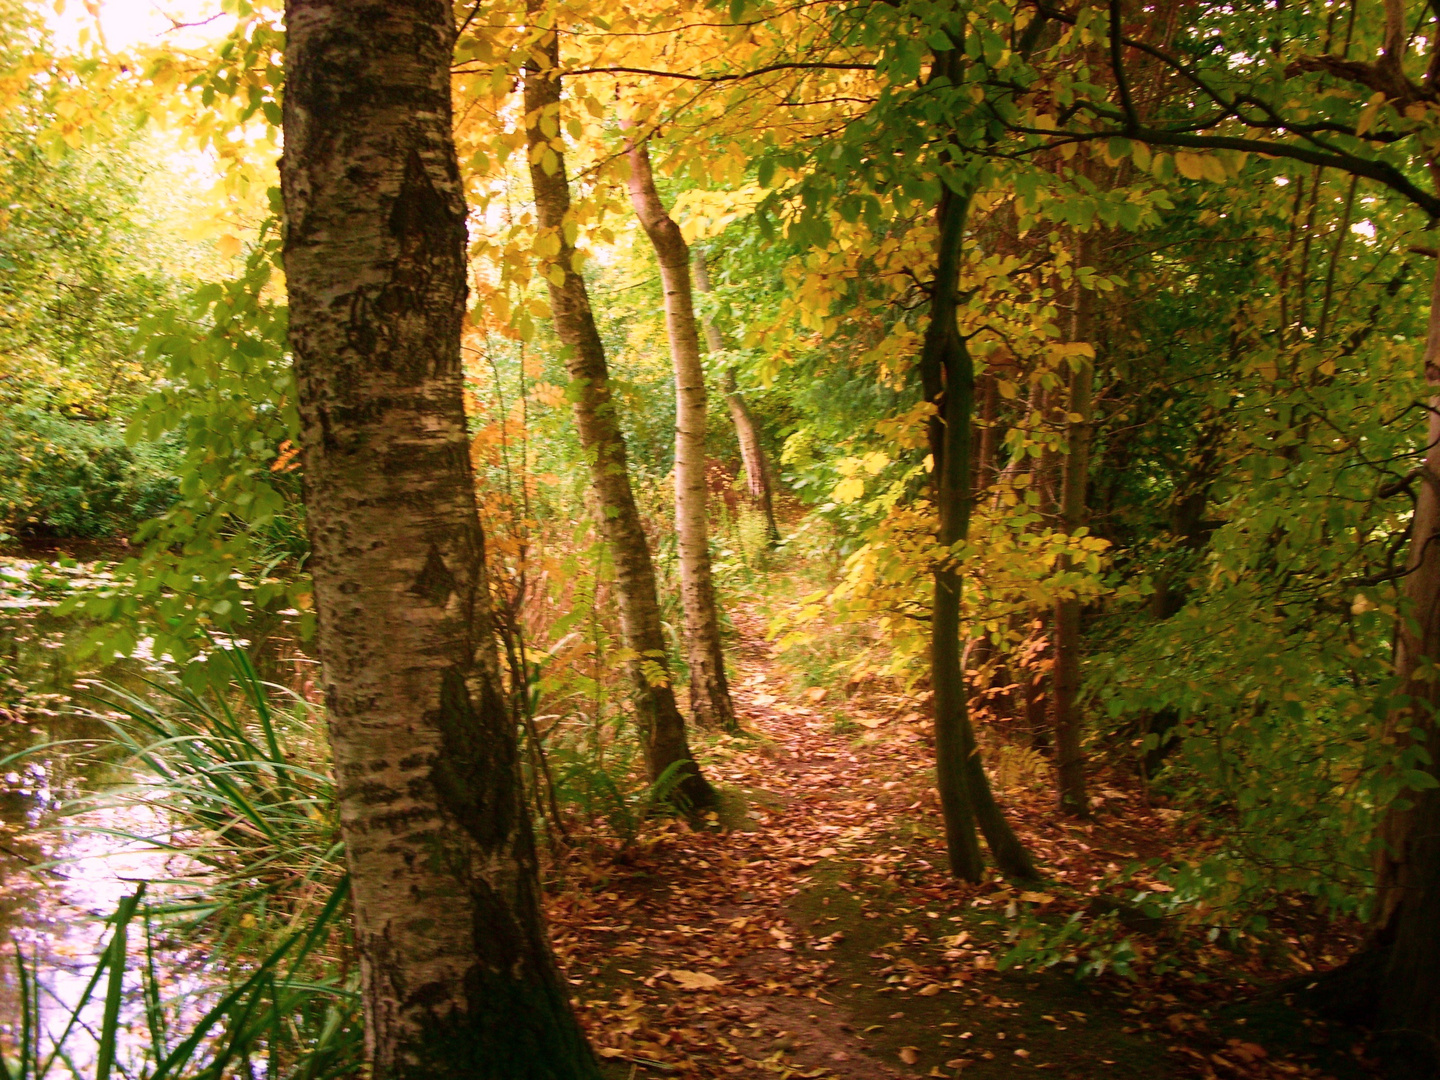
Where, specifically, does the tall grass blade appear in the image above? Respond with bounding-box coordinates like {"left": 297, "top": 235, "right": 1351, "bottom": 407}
{"left": 94, "top": 885, "right": 144, "bottom": 1080}
{"left": 149, "top": 876, "right": 350, "bottom": 1080}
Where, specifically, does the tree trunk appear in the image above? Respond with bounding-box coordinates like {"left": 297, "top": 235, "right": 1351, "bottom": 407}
{"left": 624, "top": 135, "right": 737, "bottom": 733}
{"left": 522, "top": 27, "right": 715, "bottom": 811}
{"left": 921, "top": 183, "right": 1037, "bottom": 882}
{"left": 1367, "top": 256, "right": 1440, "bottom": 1075}
{"left": 692, "top": 252, "right": 782, "bottom": 542}
{"left": 1051, "top": 253, "right": 1094, "bottom": 818}
{"left": 280, "top": 3, "right": 598, "bottom": 1075}
{"left": 963, "top": 372, "right": 1001, "bottom": 713}
{"left": 973, "top": 369, "right": 1001, "bottom": 494}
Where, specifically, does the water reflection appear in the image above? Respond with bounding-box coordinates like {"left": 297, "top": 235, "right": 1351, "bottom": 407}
{"left": 0, "top": 554, "right": 314, "bottom": 1072}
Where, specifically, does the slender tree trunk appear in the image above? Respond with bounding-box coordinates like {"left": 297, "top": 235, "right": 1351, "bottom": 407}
{"left": 522, "top": 26, "right": 714, "bottom": 810}
{"left": 922, "top": 183, "right": 1037, "bottom": 882}
{"left": 963, "top": 372, "right": 1002, "bottom": 711}
{"left": 1021, "top": 648, "right": 1050, "bottom": 750}
{"left": 1051, "top": 251, "right": 1094, "bottom": 818}
{"left": 280, "top": 3, "right": 597, "bottom": 1075}
{"left": 692, "top": 252, "right": 782, "bottom": 542}
{"left": 624, "top": 135, "right": 737, "bottom": 733}
{"left": 973, "top": 370, "right": 1001, "bottom": 493}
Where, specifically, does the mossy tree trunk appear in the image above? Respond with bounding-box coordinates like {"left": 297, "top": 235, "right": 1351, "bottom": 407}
{"left": 280, "top": 2, "right": 599, "bottom": 1075}
{"left": 921, "top": 181, "right": 1038, "bottom": 882}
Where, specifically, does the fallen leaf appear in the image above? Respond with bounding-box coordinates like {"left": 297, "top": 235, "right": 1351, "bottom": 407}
{"left": 917, "top": 983, "right": 943, "bottom": 996}
{"left": 899, "top": 1046, "right": 920, "bottom": 1064}
{"left": 1229, "top": 1040, "right": 1268, "bottom": 1062}
{"left": 670, "top": 970, "right": 723, "bottom": 990}
{"left": 1019, "top": 891, "right": 1056, "bottom": 904}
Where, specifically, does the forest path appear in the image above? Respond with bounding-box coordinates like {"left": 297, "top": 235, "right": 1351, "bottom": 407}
{"left": 549, "top": 605, "right": 1345, "bottom": 1080}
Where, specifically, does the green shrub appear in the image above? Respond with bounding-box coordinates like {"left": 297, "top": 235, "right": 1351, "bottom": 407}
{"left": 0, "top": 407, "right": 178, "bottom": 541}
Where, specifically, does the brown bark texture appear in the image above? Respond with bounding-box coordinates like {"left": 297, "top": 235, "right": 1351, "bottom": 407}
{"left": 280, "top": 2, "right": 598, "bottom": 1075}
{"left": 921, "top": 182, "right": 1037, "bottom": 882}
{"left": 1051, "top": 251, "right": 1094, "bottom": 818}
{"left": 692, "top": 252, "right": 782, "bottom": 542}
{"left": 523, "top": 28, "right": 715, "bottom": 810}
{"left": 1367, "top": 256, "right": 1440, "bottom": 1075}
{"left": 624, "top": 135, "right": 738, "bottom": 733}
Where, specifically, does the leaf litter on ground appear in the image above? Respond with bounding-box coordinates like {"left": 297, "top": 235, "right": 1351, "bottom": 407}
{"left": 542, "top": 604, "right": 1372, "bottom": 1079}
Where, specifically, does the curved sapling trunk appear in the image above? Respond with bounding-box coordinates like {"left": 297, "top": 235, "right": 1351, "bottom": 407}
{"left": 625, "top": 134, "right": 738, "bottom": 733}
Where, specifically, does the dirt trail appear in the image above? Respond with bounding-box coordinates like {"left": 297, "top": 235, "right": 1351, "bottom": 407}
{"left": 547, "top": 609, "right": 1362, "bottom": 1080}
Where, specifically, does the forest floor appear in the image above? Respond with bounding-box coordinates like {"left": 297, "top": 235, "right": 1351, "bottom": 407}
{"left": 545, "top": 604, "right": 1380, "bottom": 1080}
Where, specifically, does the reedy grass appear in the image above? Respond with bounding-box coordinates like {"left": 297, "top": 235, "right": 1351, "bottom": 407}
{"left": 1, "top": 649, "right": 360, "bottom": 1080}
{"left": 1, "top": 646, "right": 700, "bottom": 1078}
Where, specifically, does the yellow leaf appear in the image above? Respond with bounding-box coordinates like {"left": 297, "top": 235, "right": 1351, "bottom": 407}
{"left": 670, "top": 969, "right": 724, "bottom": 990}
{"left": 1131, "top": 140, "right": 1152, "bottom": 171}
{"left": 1200, "top": 155, "right": 1227, "bottom": 183}
{"left": 832, "top": 475, "right": 866, "bottom": 503}
{"left": 217, "top": 234, "right": 242, "bottom": 259}
{"left": 1174, "top": 152, "right": 1204, "bottom": 180}
{"left": 1019, "top": 891, "right": 1056, "bottom": 904}
{"left": 917, "top": 983, "right": 943, "bottom": 996}
{"left": 1355, "top": 92, "right": 1385, "bottom": 136}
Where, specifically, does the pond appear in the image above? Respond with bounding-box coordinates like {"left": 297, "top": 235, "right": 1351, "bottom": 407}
{"left": 0, "top": 554, "right": 324, "bottom": 1074}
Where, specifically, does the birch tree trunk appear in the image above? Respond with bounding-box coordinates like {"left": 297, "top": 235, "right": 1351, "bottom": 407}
{"left": 692, "top": 252, "right": 782, "bottom": 542}
{"left": 280, "top": 2, "right": 597, "bottom": 1074}
{"left": 921, "top": 183, "right": 1037, "bottom": 882}
{"left": 523, "top": 27, "right": 715, "bottom": 810}
{"left": 1051, "top": 254, "right": 1094, "bottom": 818}
{"left": 625, "top": 135, "right": 737, "bottom": 732}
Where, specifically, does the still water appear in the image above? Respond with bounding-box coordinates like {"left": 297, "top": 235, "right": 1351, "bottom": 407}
{"left": 0, "top": 555, "right": 312, "bottom": 1073}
